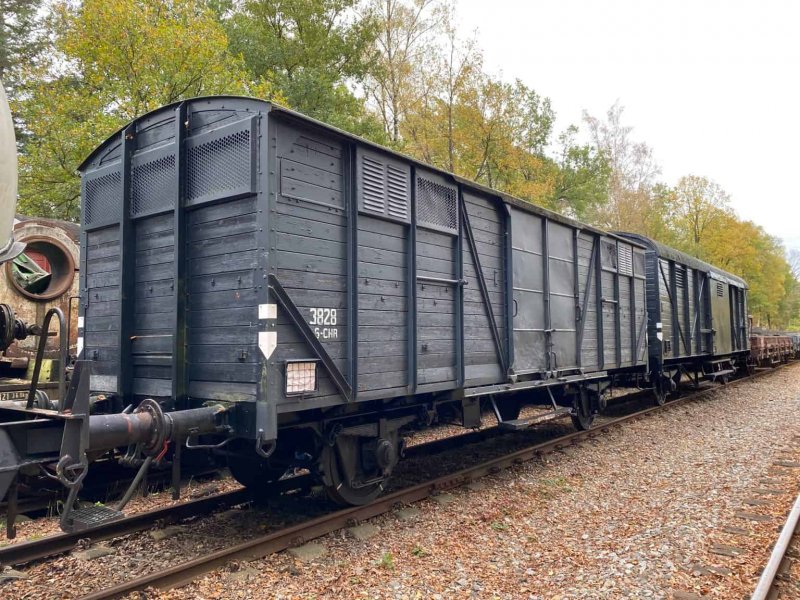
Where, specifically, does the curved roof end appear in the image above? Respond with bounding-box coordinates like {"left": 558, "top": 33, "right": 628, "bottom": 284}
{"left": 615, "top": 232, "right": 747, "bottom": 289}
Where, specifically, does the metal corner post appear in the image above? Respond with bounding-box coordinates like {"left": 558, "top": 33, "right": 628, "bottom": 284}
{"left": 116, "top": 124, "right": 136, "bottom": 404}
{"left": 346, "top": 143, "right": 359, "bottom": 398}
{"left": 171, "top": 103, "right": 188, "bottom": 410}
{"left": 407, "top": 166, "right": 418, "bottom": 392}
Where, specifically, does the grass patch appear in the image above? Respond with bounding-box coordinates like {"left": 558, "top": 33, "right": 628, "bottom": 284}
{"left": 378, "top": 551, "right": 395, "bottom": 570}
{"left": 411, "top": 543, "right": 430, "bottom": 557}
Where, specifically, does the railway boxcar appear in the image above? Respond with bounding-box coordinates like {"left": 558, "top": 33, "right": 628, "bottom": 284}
{"left": 791, "top": 334, "right": 800, "bottom": 358}
{"left": 61, "top": 96, "right": 649, "bottom": 504}
{"left": 617, "top": 234, "right": 749, "bottom": 400}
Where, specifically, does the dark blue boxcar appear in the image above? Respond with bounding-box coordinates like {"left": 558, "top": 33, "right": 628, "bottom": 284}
{"left": 77, "top": 97, "right": 649, "bottom": 502}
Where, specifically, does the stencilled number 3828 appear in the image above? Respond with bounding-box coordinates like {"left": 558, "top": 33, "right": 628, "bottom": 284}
{"left": 309, "top": 308, "right": 338, "bottom": 339}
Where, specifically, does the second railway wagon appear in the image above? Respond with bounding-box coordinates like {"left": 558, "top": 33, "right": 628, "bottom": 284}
{"left": 617, "top": 233, "right": 749, "bottom": 399}
{"left": 75, "top": 96, "right": 649, "bottom": 503}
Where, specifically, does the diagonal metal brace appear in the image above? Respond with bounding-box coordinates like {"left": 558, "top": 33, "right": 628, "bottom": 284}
{"left": 268, "top": 274, "right": 353, "bottom": 402}
{"left": 460, "top": 199, "right": 507, "bottom": 374}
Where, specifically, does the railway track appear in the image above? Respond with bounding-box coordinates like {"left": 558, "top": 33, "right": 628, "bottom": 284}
{"left": 751, "top": 483, "right": 800, "bottom": 599}
{"left": 68, "top": 365, "right": 784, "bottom": 600}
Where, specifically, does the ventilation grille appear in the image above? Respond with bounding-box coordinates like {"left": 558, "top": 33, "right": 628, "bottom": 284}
{"left": 417, "top": 176, "right": 457, "bottom": 233}
{"left": 361, "top": 155, "right": 385, "bottom": 213}
{"left": 675, "top": 266, "right": 686, "bottom": 288}
{"left": 716, "top": 282, "right": 724, "bottom": 297}
{"left": 187, "top": 127, "right": 252, "bottom": 204}
{"left": 358, "top": 152, "right": 410, "bottom": 222}
{"left": 84, "top": 170, "right": 121, "bottom": 225}
{"left": 387, "top": 166, "right": 408, "bottom": 219}
{"left": 131, "top": 154, "right": 175, "bottom": 217}
{"left": 618, "top": 244, "right": 633, "bottom": 276}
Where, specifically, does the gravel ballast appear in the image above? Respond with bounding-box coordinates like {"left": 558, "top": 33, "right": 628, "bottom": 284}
{"left": 180, "top": 365, "right": 800, "bottom": 600}
{"left": 1, "top": 364, "right": 799, "bottom": 598}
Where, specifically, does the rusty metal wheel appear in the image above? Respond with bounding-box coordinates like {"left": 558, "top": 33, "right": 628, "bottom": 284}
{"left": 321, "top": 441, "right": 385, "bottom": 506}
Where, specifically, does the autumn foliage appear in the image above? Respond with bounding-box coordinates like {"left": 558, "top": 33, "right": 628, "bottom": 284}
{"left": 2, "top": 0, "right": 797, "bottom": 327}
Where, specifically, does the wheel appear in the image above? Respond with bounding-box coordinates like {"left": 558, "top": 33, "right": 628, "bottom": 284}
{"left": 321, "top": 437, "right": 388, "bottom": 506}
{"left": 719, "top": 374, "right": 729, "bottom": 385}
{"left": 570, "top": 388, "right": 595, "bottom": 431}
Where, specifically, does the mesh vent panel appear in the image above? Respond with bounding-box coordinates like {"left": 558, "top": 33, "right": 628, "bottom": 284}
{"left": 617, "top": 244, "right": 633, "bottom": 276}
{"left": 85, "top": 170, "right": 121, "bottom": 225}
{"left": 417, "top": 176, "right": 457, "bottom": 232}
{"left": 187, "top": 129, "right": 251, "bottom": 202}
{"left": 131, "top": 154, "right": 175, "bottom": 216}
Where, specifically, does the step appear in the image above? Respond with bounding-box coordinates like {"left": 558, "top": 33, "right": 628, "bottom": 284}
{"left": 706, "top": 368, "right": 735, "bottom": 380}
{"left": 499, "top": 407, "right": 572, "bottom": 431}
{"left": 63, "top": 504, "right": 125, "bottom": 533}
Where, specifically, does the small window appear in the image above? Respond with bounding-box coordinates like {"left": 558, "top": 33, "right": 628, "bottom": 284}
{"left": 633, "top": 250, "right": 646, "bottom": 277}
{"left": 716, "top": 282, "right": 724, "bottom": 297}
{"left": 600, "top": 240, "right": 617, "bottom": 271}
{"left": 285, "top": 360, "right": 319, "bottom": 396}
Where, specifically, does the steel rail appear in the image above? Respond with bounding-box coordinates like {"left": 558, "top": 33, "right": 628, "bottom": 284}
{"left": 79, "top": 364, "right": 790, "bottom": 600}
{"left": 0, "top": 422, "right": 560, "bottom": 567}
{"left": 0, "top": 424, "right": 534, "bottom": 566}
{"left": 750, "top": 488, "right": 800, "bottom": 600}
{"left": 0, "top": 488, "right": 253, "bottom": 568}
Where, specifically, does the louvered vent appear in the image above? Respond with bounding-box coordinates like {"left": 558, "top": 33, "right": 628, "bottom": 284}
{"left": 387, "top": 165, "right": 408, "bottom": 219}
{"left": 675, "top": 266, "right": 686, "bottom": 288}
{"left": 357, "top": 150, "right": 410, "bottom": 223}
{"left": 361, "top": 154, "right": 385, "bottom": 214}
{"left": 716, "top": 282, "right": 724, "bottom": 297}
{"left": 617, "top": 244, "right": 633, "bottom": 276}
{"left": 417, "top": 176, "right": 457, "bottom": 234}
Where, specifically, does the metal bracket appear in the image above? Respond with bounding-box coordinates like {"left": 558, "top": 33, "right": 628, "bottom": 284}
{"left": 460, "top": 199, "right": 507, "bottom": 373}
{"left": 268, "top": 274, "right": 353, "bottom": 401}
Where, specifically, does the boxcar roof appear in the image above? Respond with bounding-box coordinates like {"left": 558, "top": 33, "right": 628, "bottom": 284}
{"left": 78, "top": 95, "right": 646, "bottom": 249}
{"left": 616, "top": 232, "right": 747, "bottom": 288}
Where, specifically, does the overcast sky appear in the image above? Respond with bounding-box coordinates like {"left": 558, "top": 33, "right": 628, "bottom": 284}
{"left": 456, "top": 0, "right": 800, "bottom": 249}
